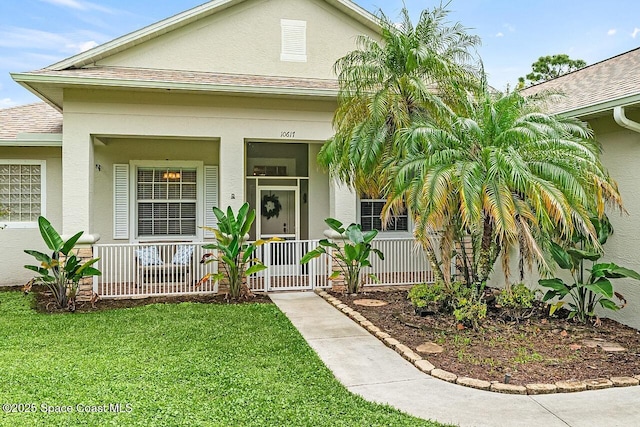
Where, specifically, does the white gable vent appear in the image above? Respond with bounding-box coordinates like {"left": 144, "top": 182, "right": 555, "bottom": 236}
{"left": 281, "top": 19, "right": 307, "bottom": 62}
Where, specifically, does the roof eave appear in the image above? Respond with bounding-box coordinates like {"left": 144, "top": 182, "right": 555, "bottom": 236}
{"left": 553, "top": 93, "right": 640, "bottom": 118}
{"left": 0, "top": 134, "right": 62, "bottom": 147}
{"left": 11, "top": 72, "right": 339, "bottom": 100}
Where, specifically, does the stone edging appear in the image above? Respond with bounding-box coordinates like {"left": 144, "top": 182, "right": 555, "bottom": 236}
{"left": 314, "top": 289, "right": 640, "bottom": 395}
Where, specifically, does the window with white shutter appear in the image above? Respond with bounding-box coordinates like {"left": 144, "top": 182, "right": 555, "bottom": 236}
{"left": 113, "top": 164, "right": 129, "bottom": 239}
{"left": 203, "top": 166, "right": 219, "bottom": 238}
{"left": 281, "top": 19, "right": 307, "bottom": 62}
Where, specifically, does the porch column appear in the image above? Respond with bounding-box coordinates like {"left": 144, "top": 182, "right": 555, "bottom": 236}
{"left": 329, "top": 179, "right": 357, "bottom": 225}
{"left": 219, "top": 134, "right": 245, "bottom": 212}
{"left": 62, "top": 128, "right": 98, "bottom": 302}
{"left": 62, "top": 128, "right": 97, "bottom": 242}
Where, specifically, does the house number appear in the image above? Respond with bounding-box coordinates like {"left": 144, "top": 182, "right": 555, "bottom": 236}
{"left": 280, "top": 131, "right": 296, "bottom": 138}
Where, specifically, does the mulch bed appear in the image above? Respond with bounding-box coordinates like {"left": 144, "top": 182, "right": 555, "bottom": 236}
{"left": 331, "top": 288, "right": 640, "bottom": 386}
{"left": 2, "top": 285, "right": 272, "bottom": 313}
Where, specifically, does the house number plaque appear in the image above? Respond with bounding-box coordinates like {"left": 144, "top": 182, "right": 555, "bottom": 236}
{"left": 280, "top": 131, "right": 296, "bottom": 138}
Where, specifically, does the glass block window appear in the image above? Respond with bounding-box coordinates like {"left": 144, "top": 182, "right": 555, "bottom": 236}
{"left": 0, "top": 161, "right": 44, "bottom": 224}
{"left": 137, "top": 168, "right": 197, "bottom": 237}
{"left": 360, "top": 199, "right": 409, "bottom": 232}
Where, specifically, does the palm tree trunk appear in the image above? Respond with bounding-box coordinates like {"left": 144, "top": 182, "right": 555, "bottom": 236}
{"left": 477, "top": 215, "right": 494, "bottom": 284}
{"left": 420, "top": 239, "right": 446, "bottom": 284}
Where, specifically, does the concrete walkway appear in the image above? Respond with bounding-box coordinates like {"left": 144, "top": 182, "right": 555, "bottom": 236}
{"left": 270, "top": 292, "right": 640, "bottom": 427}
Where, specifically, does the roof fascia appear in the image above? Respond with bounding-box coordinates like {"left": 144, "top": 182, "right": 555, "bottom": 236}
{"left": 555, "top": 93, "right": 640, "bottom": 118}
{"left": 0, "top": 134, "right": 62, "bottom": 147}
{"left": 11, "top": 72, "right": 339, "bottom": 99}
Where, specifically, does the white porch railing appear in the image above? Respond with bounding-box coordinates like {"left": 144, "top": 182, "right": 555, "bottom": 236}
{"left": 363, "top": 238, "right": 435, "bottom": 287}
{"left": 93, "top": 242, "right": 218, "bottom": 298}
{"left": 92, "top": 237, "right": 435, "bottom": 299}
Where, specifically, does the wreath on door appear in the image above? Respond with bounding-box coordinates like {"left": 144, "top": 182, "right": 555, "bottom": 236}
{"left": 261, "top": 193, "right": 282, "bottom": 220}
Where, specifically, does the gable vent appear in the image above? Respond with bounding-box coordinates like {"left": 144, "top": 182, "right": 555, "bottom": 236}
{"left": 281, "top": 19, "right": 307, "bottom": 62}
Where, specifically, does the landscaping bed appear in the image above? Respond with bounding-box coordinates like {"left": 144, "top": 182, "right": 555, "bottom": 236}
{"left": 3, "top": 285, "right": 272, "bottom": 313}
{"left": 329, "top": 288, "right": 640, "bottom": 387}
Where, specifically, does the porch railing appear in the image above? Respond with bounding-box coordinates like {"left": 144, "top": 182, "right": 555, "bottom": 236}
{"left": 363, "top": 238, "right": 435, "bottom": 287}
{"left": 93, "top": 242, "right": 218, "bottom": 298}
{"left": 93, "top": 237, "right": 435, "bottom": 299}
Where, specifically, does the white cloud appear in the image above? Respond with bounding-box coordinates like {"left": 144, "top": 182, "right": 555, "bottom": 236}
{"left": 632, "top": 28, "right": 640, "bottom": 38}
{"left": 0, "top": 27, "right": 107, "bottom": 54}
{"left": 0, "top": 98, "right": 18, "bottom": 108}
{"left": 66, "top": 40, "right": 99, "bottom": 53}
{"left": 496, "top": 32, "right": 504, "bottom": 38}
{"left": 608, "top": 29, "right": 617, "bottom": 36}
{"left": 503, "top": 23, "right": 516, "bottom": 33}
{"left": 39, "top": 0, "right": 116, "bottom": 14}
{"left": 40, "top": 0, "right": 84, "bottom": 9}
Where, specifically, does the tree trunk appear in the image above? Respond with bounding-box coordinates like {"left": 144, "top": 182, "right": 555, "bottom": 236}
{"left": 477, "top": 215, "right": 495, "bottom": 284}
{"left": 420, "top": 240, "right": 446, "bottom": 284}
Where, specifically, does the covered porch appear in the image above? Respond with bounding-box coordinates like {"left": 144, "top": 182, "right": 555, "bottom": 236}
{"left": 93, "top": 237, "right": 436, "bottom": 298}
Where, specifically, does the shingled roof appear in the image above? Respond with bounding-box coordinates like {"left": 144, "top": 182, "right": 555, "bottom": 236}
{"left": 19, "top": 67, "right": 340, "bottom": 92}
{"left": 0, "top": 102, "right": 62, "bottom": 140}
{"left": 521, "top": 48, "right": 640, "bottom": 116}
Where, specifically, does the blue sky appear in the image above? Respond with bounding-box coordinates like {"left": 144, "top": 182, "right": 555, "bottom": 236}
{"left": 1, "top": 0, "right": 640, "bottom": 107}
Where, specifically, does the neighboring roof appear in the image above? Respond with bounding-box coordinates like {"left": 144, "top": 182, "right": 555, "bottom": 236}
{"left": 521, "top": 47, "right": 640, "bottom": 117}
{"left": 47, "top": 0, "right": 381, "bottom": 71}
{"left": 0, "top": 102, "right": 62, "bottom": 140}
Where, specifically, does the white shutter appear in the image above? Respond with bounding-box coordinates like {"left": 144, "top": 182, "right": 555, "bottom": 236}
{"left": 204, "top": 166, "right": 219, "bottom": 238}
{"left": 281, "top": 19, "right": 307, "bottom": 62}
{"left": 113, "top": 164, "right": 129, "bottom": 239}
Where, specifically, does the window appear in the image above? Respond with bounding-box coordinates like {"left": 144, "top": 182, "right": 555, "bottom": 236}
{"left": 360, "top": 199, "right": 409, "bottom": 232}
{"left": 136, "top": 167, "right": 197, "bottom": 237}
{"left": 0, "top": 160, "right": 45, "bottom": 227}
{"left": 281, "top": 19, "right": 307, "bottom": 62}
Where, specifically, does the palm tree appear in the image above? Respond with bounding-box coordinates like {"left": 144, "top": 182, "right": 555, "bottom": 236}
{"left": 384, "top": 88, "right": 623, "bottom": 286}
{"left": 319, "top": 5, "right": 481, "bottom": 198}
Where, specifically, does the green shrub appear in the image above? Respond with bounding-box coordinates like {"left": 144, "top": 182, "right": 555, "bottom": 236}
{"left": 453, "top": 298, "right": 487, "bottom": 330}
{"left": 200, "top": 203, "right": 279, "bottom": 300}
{"left": 408, "top": 282, "right": 444, "bottom": 308}
{"left": 409, "top": 281, "right": 487, "bottom": 328}
{"left": 496, "top": 283, "right": 536, "bottom": 309}
{"left": 24, "top": 216, "right": 101, "bottom": 311}
{"left": 301, "top": 218, "right": 384, "bottom": 294}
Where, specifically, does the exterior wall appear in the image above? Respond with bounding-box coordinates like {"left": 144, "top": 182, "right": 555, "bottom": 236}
{"left": 97, "top": 0, "right": 379, "bottom": 80}
{"left": 589, "top": 114, "right": 640, "bottom": 329}
{"left": 93, "top": 138, "right": 220, "bottom": 244}
{"left": 487, "top": 113, "right": 640, "bottom": 329}
{"left": 63, "top": 88, "right": 336, "bottom": 243}
{"left": 308, "top": 143, "right": 330, "bottom": 238}
{"left": 0, "top": 147, "right": 62, "bottom": 286}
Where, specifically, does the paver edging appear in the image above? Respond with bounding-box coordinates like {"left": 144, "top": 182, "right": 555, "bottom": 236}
{"left": 314, "top": 289, "right": 640, "bottom": 395}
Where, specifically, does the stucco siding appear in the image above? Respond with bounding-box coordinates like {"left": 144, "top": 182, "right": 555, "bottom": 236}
{"left": 0, "top": 147, "right": 62, "bottom": 286}
{"left": 96, "top": 0, "right": 379, "bottom": 80}
{"left": 590, "top": 117, "right": 640, "bottom": 329}
{"left": 63, "top": 89, "right": 335, "bottom": 242}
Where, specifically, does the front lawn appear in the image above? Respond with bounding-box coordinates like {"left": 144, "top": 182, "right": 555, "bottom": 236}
{"left": 0, "top": 292, "right": 445, "bottom": 426}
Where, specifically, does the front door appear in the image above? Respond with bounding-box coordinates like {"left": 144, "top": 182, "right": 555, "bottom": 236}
{"left": 256, "top": 186, "right": 306, "bottom": 287}
{"left": 257, "top": 186, "right": 299, "bottom": 241}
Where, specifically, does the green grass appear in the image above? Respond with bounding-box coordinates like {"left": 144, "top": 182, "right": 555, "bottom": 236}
{"left": 0, "top": 292, "right": 446, "bottom": 426}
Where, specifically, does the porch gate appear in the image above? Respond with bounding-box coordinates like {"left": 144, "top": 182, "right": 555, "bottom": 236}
{"left": 247, "top": 240, "right": 331, "bottom": 292}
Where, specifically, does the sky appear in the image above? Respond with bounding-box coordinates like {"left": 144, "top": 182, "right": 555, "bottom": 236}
{"left": 1, "top": 0, "right": 640, "bottom": 107}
